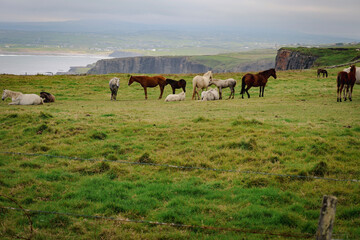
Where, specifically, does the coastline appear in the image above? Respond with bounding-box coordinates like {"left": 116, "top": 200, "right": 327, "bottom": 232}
{"left": 0, "top": 50, "right": 111, "bottom": 57}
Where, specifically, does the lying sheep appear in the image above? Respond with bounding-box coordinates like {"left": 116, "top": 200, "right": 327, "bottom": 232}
{"left": 165, "top": 91, "right": 185, "bottom": 102}
{"left": 201, "top": 88, "right": 219, "bottom": 101}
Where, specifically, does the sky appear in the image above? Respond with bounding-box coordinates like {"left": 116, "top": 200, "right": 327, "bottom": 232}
{"left": 0, "top": 0, "right": 359, "bottom": 39}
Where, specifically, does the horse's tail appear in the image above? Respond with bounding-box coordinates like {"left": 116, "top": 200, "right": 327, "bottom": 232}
{"left": 240, "top": 75, "right": 246, "bottom": 94}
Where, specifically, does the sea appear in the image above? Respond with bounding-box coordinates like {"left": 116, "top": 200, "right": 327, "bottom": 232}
{"left": 0, "top": 54, "right": 112, "bottom": 75}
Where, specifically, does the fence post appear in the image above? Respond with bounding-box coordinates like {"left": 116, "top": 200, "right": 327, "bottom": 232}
{"left": 316, "top": 195, "right": 337, "bottom": 240}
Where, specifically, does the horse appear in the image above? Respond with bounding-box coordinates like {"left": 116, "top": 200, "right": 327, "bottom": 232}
{"left": 109, "top": 77, "right": 120, "bottom": 100}
{"left": 2, "top": 89, "right": 43, "bottom": 105}
{"left": 317, "top": 69, "right": 328, "bottom": 78}
{"left": 343, "top": 66, "right": 360, "bottom": 85}
{"left": 165, "top": 79, "right": 186, "bottom": 94}
{"left": 192, "top": 71, "right": 213, "bottom": 100}
{"left": 165, "top": 91, "right": 185, "bottom": 102}
{"left": 128, "top": 75, "right": 166, "bottom": 100}
{"left": 40, "top": 92, "right": 55, "bottom": 103}
{"left": 240, "top": 68, "right": 277, "bottom": 99}
{"left": 201, "top": 88, "right": 220, "bottom": 101}
{"left": 337, "top": 65, "right": 356, "bottom": 102}
{"left": 209, "top": 78, "right": 237, "bottom": 99}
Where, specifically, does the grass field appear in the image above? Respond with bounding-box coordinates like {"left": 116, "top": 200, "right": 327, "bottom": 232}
{"left": 0, "top": 68, "right": 360, "bottom": 239}
{"left": 281, "top": 45, "right": 360, "bottom": 67}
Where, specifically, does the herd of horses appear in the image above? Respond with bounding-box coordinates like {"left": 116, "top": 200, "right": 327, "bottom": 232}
{"left": 2, "top": 66, "right": 359, "bottom": 105}
{"left": 123, "top": 68, "right": 277, "bottom": 101}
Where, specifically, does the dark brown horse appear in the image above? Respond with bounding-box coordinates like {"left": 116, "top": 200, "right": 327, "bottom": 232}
{"left": 317, "top": 69, "right": 328, "bottom": 78}
{"left": 240, "top": 68, "right": 277, "bottom": 98}
{"left": 165, "top": 79, "right": 186, "bottom": 94}
{"left": 337, "top": 65, "right": 356, "bottom": 102}
{"left": 128, "top": 75, "right": 167, "bottom": 100}
{"left": 40, "top": 92, "right": 55, "bottom": 103}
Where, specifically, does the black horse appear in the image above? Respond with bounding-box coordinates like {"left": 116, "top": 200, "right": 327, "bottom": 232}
{"left": 165, "top": 79, "right": 187, "bottom": 94}
{"left": 317, "top": 69, "right": 328, "bottom": 78}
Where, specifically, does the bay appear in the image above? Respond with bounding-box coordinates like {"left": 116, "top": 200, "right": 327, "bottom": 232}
{"left": 0, "top": 54, "right": 112, "bottom": 75}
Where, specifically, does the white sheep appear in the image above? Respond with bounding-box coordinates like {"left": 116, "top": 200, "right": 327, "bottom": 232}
{"left": 165, "top": 91, "right": 186, "bottom": 102}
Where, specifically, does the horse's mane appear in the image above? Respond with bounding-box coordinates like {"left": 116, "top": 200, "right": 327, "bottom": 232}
{"left": 204, "top": 71, "right": 212, "bottom": 77}
{"left": 259, "top": 68, "right": 275, "bottom": 75}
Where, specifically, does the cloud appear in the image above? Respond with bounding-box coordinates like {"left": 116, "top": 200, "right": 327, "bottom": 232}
{"left": 0, "top": 0, "right": 359, "bottom": 38}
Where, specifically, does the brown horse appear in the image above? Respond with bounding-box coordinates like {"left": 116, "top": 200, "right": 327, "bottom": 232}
{"left": 40, "top": 92, "right": 55, "bottom": 103}
{"left": 337, "top": 65, "right": 356, "bottom": 102}
{"left": 128, "top": 75, "right": 167, "bottom": 100}
{"left": 240, "top": 68, "right": 277, "bottom": 98}
{"left": 317, "top": 69, "right": 328, "bottom": 78}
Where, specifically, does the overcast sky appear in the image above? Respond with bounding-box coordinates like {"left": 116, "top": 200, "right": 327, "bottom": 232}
{"left": 1, "top": 0, "right": 359, "bottom": 39}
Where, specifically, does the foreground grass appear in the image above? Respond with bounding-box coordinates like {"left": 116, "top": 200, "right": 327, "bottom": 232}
{"left": 0, "top": 68, "right": 360, "bottom": 239}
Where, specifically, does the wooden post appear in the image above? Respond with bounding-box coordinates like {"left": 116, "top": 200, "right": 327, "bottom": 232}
{"left": 316, "top": 195, "right": 337, "bottom": 240}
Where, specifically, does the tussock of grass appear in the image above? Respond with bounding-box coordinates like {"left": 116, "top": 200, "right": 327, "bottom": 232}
{"left": 90, "top": 131, "right": 107, "bottom": 140}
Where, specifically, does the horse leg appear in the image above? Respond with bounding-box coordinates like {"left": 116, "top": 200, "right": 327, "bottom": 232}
{"left": 245, "top": 87, "right": 251, "bottom": 98}
{"left": 114, "top": 89, "right": 118, "bottom": 101}
{"left": 219, "top": 87, "right": 222, "bottom": 100}
{"left": 172, "top": 86, "right": 175, "bottom": 94}
{"left": 192, "top": 86, "right": 197, "bottom": 100}
{"left": 339, "top": 85, "right": 343, "bottom": 102}
{"left": 159, "top": 85, "right": 164, "bottom": 99}
{"left": 144, "top": 87, "right": 148, "bottom": 100}
{"left": 344, "top": 85, "right": 348, "bottom": 101}
{"left": 349, "top": 85, "right": 353, "bottom": 101}
{"left": 182, "top": 86, "right": 186, "bottom": 93}
{"left": 9, "top": 99, "right": 20, "bottom": 105}
{"left": 262, "top": 85, "right": 265, "bottom": 97}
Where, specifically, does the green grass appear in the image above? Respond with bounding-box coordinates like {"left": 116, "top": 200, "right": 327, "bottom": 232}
{"left": 0, "top": 68, "right": 360, "bottom": 239}
{"left": 281, "top": 45, "right": 360, "bottom": 67}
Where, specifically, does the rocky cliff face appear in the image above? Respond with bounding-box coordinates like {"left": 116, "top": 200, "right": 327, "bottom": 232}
{"left": 87, "top": 56, "right": 275, "bottom": 74}
{"left": 87, "top": 56, "right": 210, "bottom": 74}
{"left": 275, "top": 49, "right": 318, "bottom": 70}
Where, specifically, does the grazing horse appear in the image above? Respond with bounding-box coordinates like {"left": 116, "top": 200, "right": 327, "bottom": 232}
{"left": 2, "top": 89, "right": 43, "bottom": 105}
{"left": 240, "top": 68, "right": 277, "bottom": 99}
{"left": 40, "top": 92, "right": 55, "bottom": 103}
{"left": 109, "top": 77, "right": 120, "bottom": 100}
{"left": 128, "top": 75, "right": 166, "bottom": 100}
{"left": 317, "top": 69, "right": 328, "bottom": 78}
{"left": 337, "top": 65, "right": 356, "bottom": 102}
{"left": 343, "top": 66, "right": 360, "bottom": 85}
{"left": 192, "top": 71, "right": 213, "bottom": 100}
{"left": 165, "top": 79, "right": 187, "bottom": 94}
{"left": 209, "top": 78, "right": 237, "bottom": 99}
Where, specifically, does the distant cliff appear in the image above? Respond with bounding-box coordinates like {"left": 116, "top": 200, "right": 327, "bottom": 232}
{"left": 87, "top": 56, "right": 274, "bottom": 74}
{"left": 87, "top": 56, "right": 209, "bottom": 74}
{"left": 275, "top": 48, "right": 318, "bottom": 70}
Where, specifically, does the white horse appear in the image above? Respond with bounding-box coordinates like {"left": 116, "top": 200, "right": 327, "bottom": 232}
{"left": 192, "top": 71, "right": 213, "bottom": 100}
{"left": 209, "top": 78, "right": 237, "bottom": 99}
{"left": 2, "top": 89, "right": 43, "bottom": 105}
{"left": 343, "top": 66, "right": 360, "bottom": 85}
{"left": 201, "top": 88, "right": 220, "bottom": 101}
{"left": 165, "top": 91, "right": 185, "bottom": 102}
{"left": 109, "top": 77, "right": 120, "bottom": 100}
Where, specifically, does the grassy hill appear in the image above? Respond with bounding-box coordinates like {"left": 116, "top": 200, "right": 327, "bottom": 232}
{"left": 281, "top": 44, "right": 360, "bottom": 67}
{"left": 189, "top": 49, "right": 276, "bottom": 72}
{"left": 1, "top": 68, "right": 360, "bottom": 239}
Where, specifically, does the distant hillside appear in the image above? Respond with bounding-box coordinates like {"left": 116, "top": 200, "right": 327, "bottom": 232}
{"left": 275, "top": 44, "right": 360, "bottom": 70}
{"left": 87, "top": 50, "right": 276, "bottom": 74}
